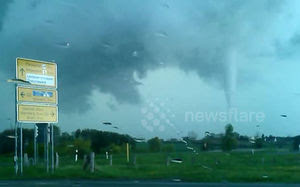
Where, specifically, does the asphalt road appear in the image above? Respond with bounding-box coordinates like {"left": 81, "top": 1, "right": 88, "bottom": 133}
{"left": 0, "top": 180, "right": 299, "bottom": 187}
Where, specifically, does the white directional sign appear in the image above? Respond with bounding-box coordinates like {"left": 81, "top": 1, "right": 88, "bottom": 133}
{"left": 16, "top": 58, "right": 57, "bottom": 88}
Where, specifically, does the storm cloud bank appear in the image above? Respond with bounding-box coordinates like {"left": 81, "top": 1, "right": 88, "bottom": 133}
{"left": 0, "top": 0, "right": 291, "bottom": 112}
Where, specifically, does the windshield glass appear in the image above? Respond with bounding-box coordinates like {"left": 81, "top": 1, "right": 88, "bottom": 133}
{"left": 0, "top": 0, "right": 300, "bottom": 186}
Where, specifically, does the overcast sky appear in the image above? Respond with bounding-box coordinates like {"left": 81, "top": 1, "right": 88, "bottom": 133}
{"left": 0, "top": 0, "right": 300, "bottom": 139}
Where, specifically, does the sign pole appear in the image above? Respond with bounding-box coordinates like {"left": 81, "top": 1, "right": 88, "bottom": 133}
{"left": 34, "top": 124, "right": 37, "bottom": 165}
{"left": 14, "top": 84, "right": 18, "bottom": 175}
{"left": 36, "top": 134, "right": 38, "bottom": 164}
{"left": 14, "top": 122, "right": 18, "bottom": 175}
{"left": 51, "top": 123, "right": 54, "bottom": 173}
{"left": 46, "top": 124, "right": 49, "bottom": 173}
{"left": 20, "top": 123, "right": 23, "bottom": 175}
{"left": 44, "top": 125, "right": 47, "bottom": 171}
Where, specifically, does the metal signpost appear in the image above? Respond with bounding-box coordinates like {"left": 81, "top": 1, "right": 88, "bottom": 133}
{"left": 15, "top": 57, "right": 58, "bottom": 175}
{"left": 34, "top": 124, "right": 37, "bottom": 165}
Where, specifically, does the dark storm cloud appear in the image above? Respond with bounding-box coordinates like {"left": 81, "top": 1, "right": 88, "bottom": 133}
{"left": 0, "top": 0, "right": 13, "bottom": 31}
{"left": 0, "top": 0, "right": 157, "bottom": 112}
{"left": 0, "top": 0, "right": 287, "bottom": 112}
{"left": 275, "top": 32, "right": 300, "bottom": 59}
{"left": 177, "top": 0, "right": 283, "bottom": 82}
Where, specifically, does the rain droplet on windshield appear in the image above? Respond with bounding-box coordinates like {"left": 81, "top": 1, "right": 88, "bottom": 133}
{"left": 155, "top": 31, "right": 168, "bottom": 38}
{"left": 45, "top": 19, "right": 54, "bottom": 24}
{"left": 55, "top": 41, "right": 70, "bottom": 48}
{"left": 101, "top": 42, "right": 112, "bottom": 48}
{"left": 161, "top": 3, "right": 170, "bottom": 9}
{"left": 132, "top": 51, "right": 138, "bottom": 57}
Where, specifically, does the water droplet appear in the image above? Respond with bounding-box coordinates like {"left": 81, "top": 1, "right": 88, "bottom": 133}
{"left": 101, "top": 42, "right": 112, "bottom": 48}
{"left": 55, "top": 41, "right": 70, "bottom": 48}
{"left": 45, "top": 19, "right": 54, "bottom": 24}
{"left": 132, "top": 51, "right": 138, "bottom": 57}
{"left": 155, "top": 31, "right": 168, "bottom": 38}
{"left": 162, "top": 3, "right": 170, "bottom": 8}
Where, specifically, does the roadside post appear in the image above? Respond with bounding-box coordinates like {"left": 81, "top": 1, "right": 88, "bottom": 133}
{"left": 126, "top": 143, "right": 129, "bottom": 163}
{"left": 110, "top": 154, "right": 113, "bottom": 166}
{"left": 90, "top": 152, "right": 95, "bottom": 173}
{"left": 55, "top": 152, "right": 59, "bottom": 169}
{"left": 14, "top": 58, "right": 58, "bottom": 174}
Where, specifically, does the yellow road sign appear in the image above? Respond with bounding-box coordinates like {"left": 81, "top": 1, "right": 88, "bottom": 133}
{"left": 17, "top": 87, "right": 57, "bottom": 104}
{"left": 16, "top": 58, "right": 57, "bottom": 88}
{"left": 17, "top": 104, "right": 58, "bottom": 123}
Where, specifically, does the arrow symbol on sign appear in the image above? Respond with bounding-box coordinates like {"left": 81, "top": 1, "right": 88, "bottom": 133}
{"left": 20, "top": 68, "right": 25, "bottom": 76}
{"left": 20, "top": 92, "right": 25, "bottom": 98}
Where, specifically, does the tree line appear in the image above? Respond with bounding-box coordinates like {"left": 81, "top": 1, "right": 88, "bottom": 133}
{"left": 0, "top": 124, "right": 299, "bottom": 156}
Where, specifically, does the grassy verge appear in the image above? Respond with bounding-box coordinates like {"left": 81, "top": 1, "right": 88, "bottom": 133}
{"left": 0, "top": 151, "right": 299, "bottom": 182}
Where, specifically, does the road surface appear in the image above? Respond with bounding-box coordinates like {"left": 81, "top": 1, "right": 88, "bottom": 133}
{"left": 0, "top": 180, "right": 299, "bottom": 187}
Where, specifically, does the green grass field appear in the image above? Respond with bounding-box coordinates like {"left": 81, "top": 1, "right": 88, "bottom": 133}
{"left": 0, "top": 150, "right": 299, "bottom": 182}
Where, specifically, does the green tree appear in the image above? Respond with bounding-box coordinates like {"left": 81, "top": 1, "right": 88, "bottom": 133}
{"left": 74, "top": 138, "right": 91, "bottom": 158}
{"left": 221, "top": 124, "right": 237, "bottom": 152}
{"left": 109, "top": 143, "right": 124, "bottom": 154}
{"left": 293, "top": 135, "right": 300, "bottom": 151}
{"left": 0, "top": 129, "right": 15, "bottom": 154}
{"left": 148, "top": 137, "right": 161, "bottom": 152}
{"left": 56, "top": 138, "right": 91, "bottom": 158}
{"left": 161, "top": 144, "right": 174, "bottom": 153}
{"left": 254, "top": 135, "right": 263, "bottom": 149}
